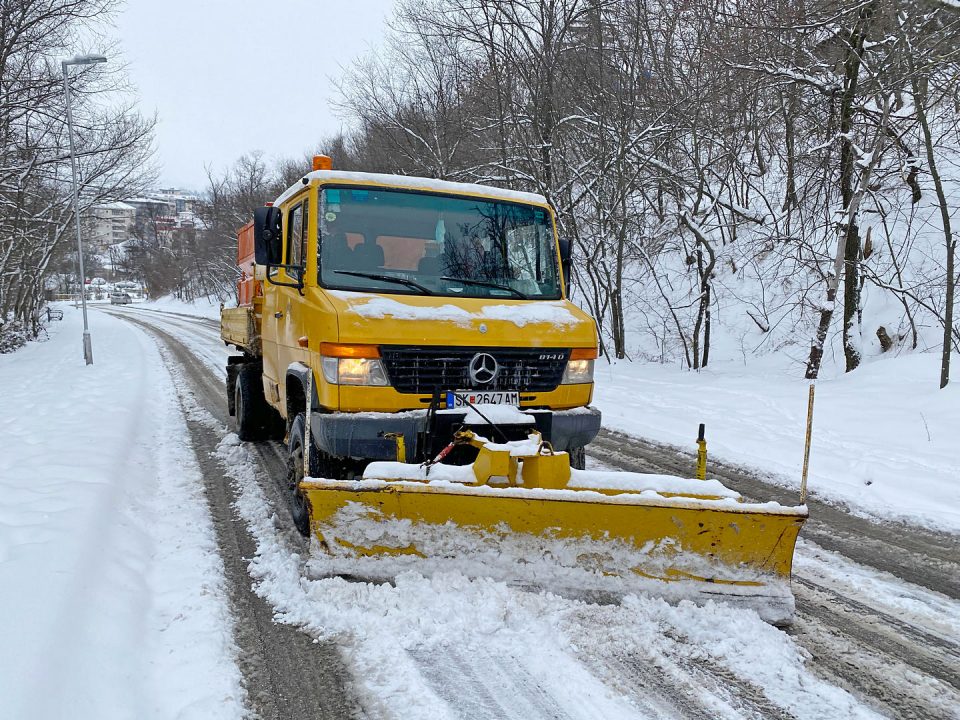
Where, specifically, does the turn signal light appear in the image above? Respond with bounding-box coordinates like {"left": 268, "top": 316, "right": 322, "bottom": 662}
{"left": 297, "top": 336, "right": 309, "bottom": 348}
{"left": 570, "top": 347, "right": 598, "bottom": 360}
{"left": 319, "top": 342, "right": 380, "bottom": 358}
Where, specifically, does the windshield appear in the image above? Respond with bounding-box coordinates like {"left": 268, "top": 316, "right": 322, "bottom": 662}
{"left": 317, "top": 186, "right": 560, "bottom": 299}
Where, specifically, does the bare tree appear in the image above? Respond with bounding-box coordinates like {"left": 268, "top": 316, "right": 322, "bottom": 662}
{"left": 0, "top": 0, "right": 155, "bottom": 350}
{"left": 320, "top": 0, "right": 960, "bottom": 380}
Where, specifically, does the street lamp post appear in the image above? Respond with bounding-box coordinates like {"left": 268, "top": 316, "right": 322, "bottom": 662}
{"left": 62, "top": 53, "right": 107, "bottom": 365}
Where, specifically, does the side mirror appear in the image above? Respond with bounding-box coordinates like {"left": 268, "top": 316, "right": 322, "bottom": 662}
{"left": 558, "top": 237, "right": 573, "bottom": 290}
{"left": 253, "top": 206, "right": 282, "bottom": 265}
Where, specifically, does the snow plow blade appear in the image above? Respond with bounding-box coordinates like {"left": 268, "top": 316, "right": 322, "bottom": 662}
{"left": 299, "top": 432, "right": 807, "bottom": 625}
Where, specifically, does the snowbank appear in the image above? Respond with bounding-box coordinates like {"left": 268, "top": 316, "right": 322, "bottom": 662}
{"left": 0, "top": 305, "right": 244, "bottom": 719}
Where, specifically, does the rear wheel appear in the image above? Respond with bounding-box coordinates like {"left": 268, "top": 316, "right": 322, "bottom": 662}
{"left": 568, "top": 445, "right": 586, "bottom": 470}
{"left": 235, "top": 364, "right": 268, "bottom": 441}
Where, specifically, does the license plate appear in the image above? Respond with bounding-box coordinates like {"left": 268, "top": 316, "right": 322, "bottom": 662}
{"left": 446, "top": 390, "right": 520, "bottom": 408}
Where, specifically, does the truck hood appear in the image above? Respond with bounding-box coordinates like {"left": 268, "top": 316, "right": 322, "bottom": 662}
{"left": 324, "top": 290, "right": 598, "bottom": 349}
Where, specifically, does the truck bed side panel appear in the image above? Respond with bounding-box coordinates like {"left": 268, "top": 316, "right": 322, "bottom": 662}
{"left": 221, "top": 305, "right": 261, "bottom": 356}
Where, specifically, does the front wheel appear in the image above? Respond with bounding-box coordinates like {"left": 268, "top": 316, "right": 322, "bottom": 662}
{"left": 286, "top": 413, "right": 317, "bottom": 537}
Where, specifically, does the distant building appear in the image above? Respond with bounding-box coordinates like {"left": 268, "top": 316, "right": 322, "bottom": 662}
{"left": 85, "top": 190, "right": 203, "bottom": 280}
{"left": 86, "top": 201, "right": 136, "bottom": 251}
{"left": 154, "top": 188, "right": 201, "bottom": 215}
{"left": 125, "top": 189, "right": 202, "bottom": 245}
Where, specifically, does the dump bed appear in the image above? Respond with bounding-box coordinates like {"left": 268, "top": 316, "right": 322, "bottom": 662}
{"left": 237, "top": 221, "right": 259, "bottom": 307}
{"left": 222, "top": 220, "right": 263, "bottom": 355}
{"left": 221, "top": 305, "right": 260, "bottom": 355}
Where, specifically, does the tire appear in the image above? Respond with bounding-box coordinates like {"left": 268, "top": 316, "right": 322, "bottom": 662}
{"left": 286, "top": 414, "right": 315, "bottom": 536}
{"left": 568, "top": 445, "right": 586, "bottom": 471}
{"left": 235, "top": 363, "right": 268, "bottom": 441}
{"left": 287, "top": 412, "right": 344, "bottom": 537}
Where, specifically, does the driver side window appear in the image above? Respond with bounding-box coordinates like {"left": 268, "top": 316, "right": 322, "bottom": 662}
{"left": 286, "top": 200, "right": 309, "bottom": 278}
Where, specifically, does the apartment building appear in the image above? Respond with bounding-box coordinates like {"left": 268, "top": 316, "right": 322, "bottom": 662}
{"left": 87, "top": 202, "right": 136, "bottom": 251}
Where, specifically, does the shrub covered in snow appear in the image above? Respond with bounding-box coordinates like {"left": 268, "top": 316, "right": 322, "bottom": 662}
{"left": 0, "top": 316, "right": 33, "bottom": 354}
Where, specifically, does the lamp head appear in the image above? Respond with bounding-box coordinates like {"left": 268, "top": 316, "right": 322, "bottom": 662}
{"left": 62, "top": 54, "right": 108, "bottom": 67}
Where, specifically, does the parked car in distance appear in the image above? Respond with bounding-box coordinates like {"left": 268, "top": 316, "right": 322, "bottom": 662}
{"left": 109, "top": 292, "right": 132, "bottom": 305}
{"left": 112, "top": 281, "right": 143, "bottom": 299}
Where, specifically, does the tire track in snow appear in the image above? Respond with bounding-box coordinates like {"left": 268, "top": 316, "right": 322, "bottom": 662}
{"left": 789, "top": 578, "right": 960, "bottom": 718}
{"left": 573, "top": 648, "right": 714, "bottom": 720}
{"left": 661, "top": 632, "right": 798, "bottom": 720}
{"left": 793, "top": 576, "right": 960, "bottom": 675}
{"left": 409, "top": 645, "right": 573, "bottom": 720}
{"left": 102, "top": 306, "right": 230, "bottom": 377}
{"left": 120, "top": 304, "right": 222, "bottom": 329}
{"left": 789, "top": 603, "right": 960, "bottom": 720}
{"left": 563, "top": 604, "right": 800, "bottom": 720}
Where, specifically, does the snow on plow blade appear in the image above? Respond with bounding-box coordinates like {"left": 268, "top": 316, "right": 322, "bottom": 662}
{"left": 299, "top": 433, "right": 807, "bottom": 625}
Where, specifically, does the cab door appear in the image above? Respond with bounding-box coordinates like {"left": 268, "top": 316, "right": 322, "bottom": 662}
{"left": 274, "top": 195, "right": 311, "bottom": 408}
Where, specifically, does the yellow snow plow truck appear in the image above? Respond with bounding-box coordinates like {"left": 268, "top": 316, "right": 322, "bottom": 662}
{"left": 221, "top": 156, "right": 807, "bottom": 624}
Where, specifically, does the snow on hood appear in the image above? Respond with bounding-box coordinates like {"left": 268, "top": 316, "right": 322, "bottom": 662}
{"left": 329, "top": 291, "right": 579, "bottom": 328}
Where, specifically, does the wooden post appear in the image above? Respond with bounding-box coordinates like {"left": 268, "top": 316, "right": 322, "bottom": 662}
{"left": 800, "top": 384, "right": 815, "bottom": 504}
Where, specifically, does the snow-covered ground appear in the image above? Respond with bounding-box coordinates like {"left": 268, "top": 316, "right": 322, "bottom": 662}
{"left": 0, "top": 305, "right": 244, "bottom": 719}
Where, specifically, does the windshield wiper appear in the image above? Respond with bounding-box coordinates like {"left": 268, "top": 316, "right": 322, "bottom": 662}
{"left": 440, "top": 276, "right": 528, "bottom": 299}
{"left": 333, "top": 270, "right": 434, "bottom": 295}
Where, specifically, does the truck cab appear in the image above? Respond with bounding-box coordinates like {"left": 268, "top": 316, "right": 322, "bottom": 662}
{"left": 223, "top": 162, "right": 601, "bottom": 472}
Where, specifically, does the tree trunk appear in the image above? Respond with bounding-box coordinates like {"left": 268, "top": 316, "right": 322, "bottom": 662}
{"left": 913, "top": 73, "right": 956, "bottom": 388}
{"left": 682, "top": 213, "right": 716, "bottom": 370}
{"left": 838, "top": 3, "right": 875, "bottom": 373}
{"left": 805, "top": 4, "right": 882, "bottom": 379}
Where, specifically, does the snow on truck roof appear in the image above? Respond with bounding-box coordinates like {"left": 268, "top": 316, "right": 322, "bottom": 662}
{"left": 273, "top": 170, "right": 550, "bottom": 208}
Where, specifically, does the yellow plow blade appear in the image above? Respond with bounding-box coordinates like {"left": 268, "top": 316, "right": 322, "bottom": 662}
{"left": 299, "top": 432, "right": 807, "bottom": 625}
{"left": 299, "top": 478, "right": 806, "bottom": 624}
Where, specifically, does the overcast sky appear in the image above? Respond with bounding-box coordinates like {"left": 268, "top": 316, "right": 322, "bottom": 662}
{"left": 115, "top": 0, "right": 396, "bottom": 191}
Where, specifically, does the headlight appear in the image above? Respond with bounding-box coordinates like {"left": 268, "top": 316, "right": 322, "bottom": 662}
{"left": 321, "top": 356, "right": 389, "bottom": 386}
{"left": 562, "top": 358, "right": 594, "bottom": 384}
{"left": 319, "top": 343, "right": 389, "bottom": 386}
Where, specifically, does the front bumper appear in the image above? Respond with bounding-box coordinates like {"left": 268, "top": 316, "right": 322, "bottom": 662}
{"left": 309, "top": 406, "right": 602, "bottom": 461}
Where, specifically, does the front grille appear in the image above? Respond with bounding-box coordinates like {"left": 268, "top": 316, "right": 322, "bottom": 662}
{"left": 380, "top": 346, "right": 569, "bottom": 394}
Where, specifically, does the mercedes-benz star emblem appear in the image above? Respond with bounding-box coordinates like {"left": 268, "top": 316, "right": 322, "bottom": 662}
{"left": 468, "top": 352, "right": 499, "bottom": 385}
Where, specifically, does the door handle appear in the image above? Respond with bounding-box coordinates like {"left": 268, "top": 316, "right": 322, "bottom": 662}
{"left": 274, "top": 311, "right": 283, "bottom": 319}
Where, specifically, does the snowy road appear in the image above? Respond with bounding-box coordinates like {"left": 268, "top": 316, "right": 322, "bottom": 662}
{"left": 96, "top": 306, "right": 960, "bottom": 719}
